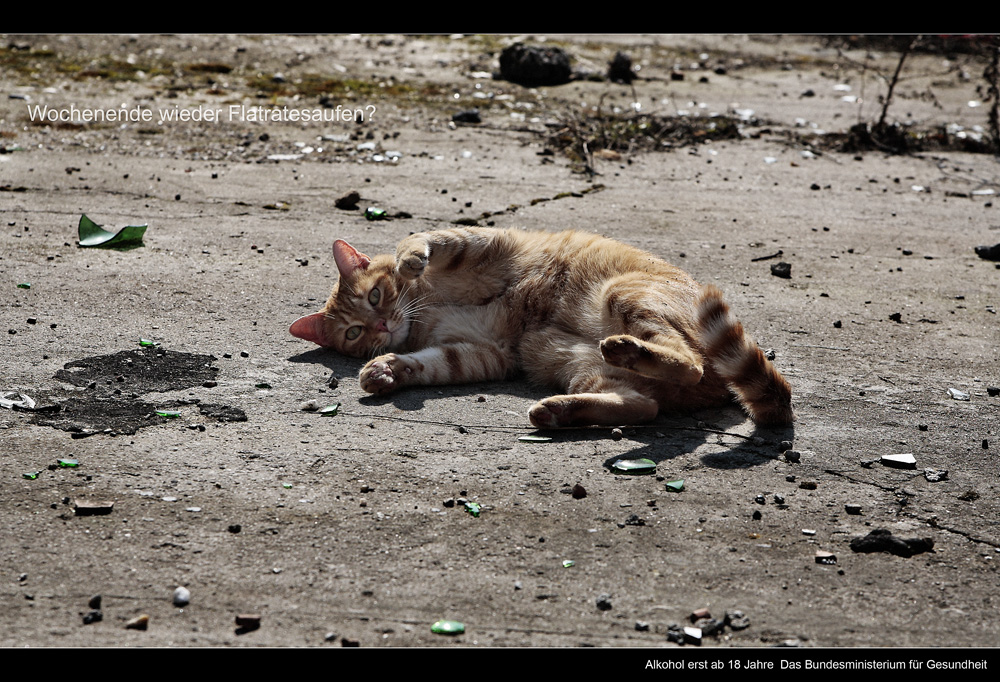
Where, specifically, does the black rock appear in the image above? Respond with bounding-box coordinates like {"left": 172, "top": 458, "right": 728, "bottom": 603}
{"left": 987, "top": 386, "right": 999, "bottom": 397}
{"left": 452, "top": 109, "right": 481, "bottom": 124}
{"left": 498, "top": 43, "right": 572, "bottom": 87}
{"left": 849, "top": 528, "right": 934, "bottom": 557}
{"left": 83, "top": 610, "right": 103, "bottom": 625}
{"left": 596, "top": 593, "right": 613, "bottom": 611}
{"left": 335, "top": 191, "right": 361, "bottom": 210}
{"left": 770, "top": 261, "right": 792, "bottom": 279}
{"left": 607, "top": 51, "right": 636, "bottom": 83}
{"left": 696, "top": 617, "right": 726, "bottom": 637}
{"left": 88, "top": 594, "right": 102, "bottom": 609}
{"left": 974, "top": 243, "right": 1000, "bottom": 261}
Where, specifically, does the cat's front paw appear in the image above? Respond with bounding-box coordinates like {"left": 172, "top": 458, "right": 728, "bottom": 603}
{"left": 395, "top": 241, "right": 429, "bottom": 280}
{"left": 360, "top": 355, "right": 402, "bottom": 394}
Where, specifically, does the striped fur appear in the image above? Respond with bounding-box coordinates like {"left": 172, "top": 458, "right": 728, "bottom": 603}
{"left": 290, "top": 228, "right": 793, "bottom": 428}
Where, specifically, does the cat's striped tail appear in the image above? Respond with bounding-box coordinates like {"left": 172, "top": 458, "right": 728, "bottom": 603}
{"left": 695, "top": 285, "right": 793, "bottom": 427}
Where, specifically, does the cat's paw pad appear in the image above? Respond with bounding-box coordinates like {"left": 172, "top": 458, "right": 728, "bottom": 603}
{"left": 360, "top": 356, "right": 399, "bottom": 394}
{"left": 396, "top": 247, "right": 429, "bottom": 280}
{"left": 600, "top": 335, "right": 647, "bottom": 369}
{"left": 528, "top": 398, "right": 571, "bottom": 428}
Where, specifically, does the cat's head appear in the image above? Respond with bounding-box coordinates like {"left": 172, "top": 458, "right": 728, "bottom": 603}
{"left": 289, "top": 239, "right": 411, "bottom": 357}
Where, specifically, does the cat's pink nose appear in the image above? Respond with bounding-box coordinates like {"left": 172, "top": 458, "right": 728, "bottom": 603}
{"left": 374, "top": 319, "right": 389, "bottom": 332}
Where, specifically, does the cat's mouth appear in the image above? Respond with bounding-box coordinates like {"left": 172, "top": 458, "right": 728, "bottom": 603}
{"left": 381, "top": 317, "right": 409, "bottom": 350}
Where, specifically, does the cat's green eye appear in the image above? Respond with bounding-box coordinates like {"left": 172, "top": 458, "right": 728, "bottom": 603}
{"left": 368, "top": 288, "right": 381, "bottom": 306}
{"left": 346, "top": 326, "right": 363, "bottom": 340}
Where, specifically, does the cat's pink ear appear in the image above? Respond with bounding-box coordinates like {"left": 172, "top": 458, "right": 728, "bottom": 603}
{"left": 332, "top": 239, "right": 371, "bottom": 279}
{"left": 289, "top": 312, "right": 331, "bottom": 347}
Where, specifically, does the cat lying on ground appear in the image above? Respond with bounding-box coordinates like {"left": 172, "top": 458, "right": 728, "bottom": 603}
{"left": 290, "top": 227, "right": 793, "bottom": 429}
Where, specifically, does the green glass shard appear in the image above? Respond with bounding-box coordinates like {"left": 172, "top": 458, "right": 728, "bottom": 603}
{"left": 255, "top": 383, "right": 272, "bottom": 389}
{"left": 611, "top": 458, "right": 657, "bottom": 475}
{"left": 156, "top": 410, "right": 181, "bottom": 418}
{"left": 562, "top": 560, "right": 575, "bottom": 568}
{"left": 282, "top": 483, "right": 293, "bottom": 489}
{"left": 431, "top": 620, "right": 465, "bottom": 635}
{"left": 518, "top": 435, "right": 552, "bottom": 442}
{"left": 318, "top": 403, "right": 340, "bottom": 416}
{"left": 665, "top": 479, "right": 685, "bottom": 492}
{"left": 23, "top": 471, "right": 41, "bottom": 480}
{"left": 139, "top": 338, "right": 160, "bottom": 347}
{"left": 17, "top": 283, "right": 31, "bottom": 289}
{"left": 77, "top": 214, "right": 147, "bottom": 249}
{"left": 464, "top": 501, "right": 481, "bottom": 517}
{"left": 364, "top": 207, "right": 387, "bottom": 221}
{"left": 57, "top": 459, "right": 79, "bottom": 468}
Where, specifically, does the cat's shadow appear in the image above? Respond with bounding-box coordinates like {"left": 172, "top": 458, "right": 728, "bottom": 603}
{"left": 286, "top": 350, "right": 794, "bottom": 472}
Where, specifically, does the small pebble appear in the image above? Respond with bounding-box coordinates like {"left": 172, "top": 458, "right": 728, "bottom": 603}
{"left": 125, "top": 614, "right": 149, "bottom": 630}
{"left": 845, "top": 504, "right": 863, "bottom": 515}
{"left": 924, "top": 468, "right": 949, "bottom": 483}
{"left": 596, "top": 594, "right": 613, "bottom": 611}
{"left": 173, "top": 586, "right": 191, "bottom": 607}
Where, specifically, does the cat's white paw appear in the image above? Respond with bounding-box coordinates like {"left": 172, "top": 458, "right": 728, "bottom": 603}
{"left": 360, "top": 355, "right": 400, "bottom": 394}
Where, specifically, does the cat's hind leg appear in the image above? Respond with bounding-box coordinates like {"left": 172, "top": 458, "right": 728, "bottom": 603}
{"left": 598, "top": 275, "right": 704, "bottom": 386}
{"left": 599, "top": 334, "right": 703, "bottom": 385}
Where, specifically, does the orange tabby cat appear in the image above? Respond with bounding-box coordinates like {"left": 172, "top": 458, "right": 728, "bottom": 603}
{"left": 290, "top": 228, "right": 792, "bottom": 428}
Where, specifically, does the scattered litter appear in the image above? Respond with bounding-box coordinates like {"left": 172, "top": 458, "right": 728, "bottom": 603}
{"left": 57, "top": 458, "right": 79, "bottom": 468}
{"left": 22, "top": 471, "right": 41, "bottom": 480}
{"left": 690, "top": 608, "right": 711, "bottom": 622}
{"left": 518, "top": 435, "right": 551, "bottom": 442}
{"left": 73, "top": 499, "right": 114, "bottom": 516}
{"left": 125, "top": 614, "right": 150, "bottom": 630}
{"left": 464, "top": 501, "right": 481, "bottom": 517}
{"left": 364, "top": 207, "right": 388, "bottom": 221}
{"left": 173, "top": 586, "right": 191, "bottom": 607}
{"left": 255, "top": 382, "right": 272, "bottom": 389}
{"left": 924, "top": 468, "right": 949, "bottom": 482}
{"left": 0, "top": 392, "right": 35, "bottom": 410}
{"left": 431, "top": 620, "right": 465, "bottom": 635}
{"left": 683, "top": 626, "right": 703, "bottom": 645}
{"left": 318, "top": 403, "right": 340, "bottom": 416}
{"left": 16, "top": 283, "right": 31, "bottom": 289}
{"left": 138, "top": 338, "right": 160, "bottom": 347}
{"left": 947, "top": 387, "right": 970, "bottom": 401}
{"left": 816, "top": 549, "right": 837, "bottom": 566}
{"left": 881, "top": 453, "right": 916, "bottom": 469}
{"left": 155, "top": 410, "right": 181, "bottom": 419}
{"left": 235, "top": 614, "right": 261, "bottom": 632}
{"left": 849, "top": 528, "right": 934, "bottom": 557}
{"left": 562, "top": 560, "right": 575, "bottom": 568}
{"left": 725, "top": 610, "right": 751, "bottom": 630}
{"left": 77, "top": 213, "right": 147, "bottom": 249}
{"left": 611, "top": 458, "right": 656, "bottom": 475}
{"left": 665, "top": 479, "right": 685, "bottom": 492}
{"left": 802, "top": 529, "right": 817, "bottom": 536}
